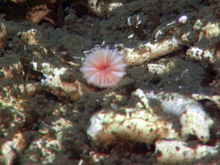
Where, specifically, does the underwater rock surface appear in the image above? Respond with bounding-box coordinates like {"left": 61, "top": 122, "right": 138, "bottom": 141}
{"left": 0, "top": 0, "right": 220, "bottom": 164}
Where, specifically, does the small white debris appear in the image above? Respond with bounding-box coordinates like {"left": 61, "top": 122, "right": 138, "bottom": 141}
{"left": 178, "top": 15, "right": 188, "bottom": 24}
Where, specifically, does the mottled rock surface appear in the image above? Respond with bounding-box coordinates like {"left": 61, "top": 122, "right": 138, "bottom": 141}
{"left": 0, "top": 0, "right": 220, "bottom": 164}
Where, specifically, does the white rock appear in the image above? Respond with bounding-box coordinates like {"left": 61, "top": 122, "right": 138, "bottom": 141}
{"left": 142, "top": 89, "right": 214, "bottom": 143}
{"left": 87, "top": 108, "right": 180, "bottom": 147}
{"left": 155, "top": 140, "right": 219, "bottom": 164}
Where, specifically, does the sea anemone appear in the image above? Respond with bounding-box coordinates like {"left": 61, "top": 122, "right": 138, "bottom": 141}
{"left": 80, "top": 46, "right": 126, "bottom": 88}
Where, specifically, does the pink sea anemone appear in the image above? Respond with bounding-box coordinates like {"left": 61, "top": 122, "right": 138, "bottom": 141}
{"left": 80, "top": 46, "right": 126, "bottom": 88}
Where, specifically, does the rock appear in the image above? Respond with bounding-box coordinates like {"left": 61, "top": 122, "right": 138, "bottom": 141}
{"left": 135, "top": 89, "right": 214, "bottom": 143}
{"left": 87, "top": 107, "right": 180, "bottom": 148}
{"left": 155, "top": 140, "right": 219, "bottom": 164}
{"left": 0, "top": 22, "right": 7, "bottom": 56}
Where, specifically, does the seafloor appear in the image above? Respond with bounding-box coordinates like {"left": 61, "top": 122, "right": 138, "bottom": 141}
{"left": 0, "top": 0, "right": 220, "bottom": 164}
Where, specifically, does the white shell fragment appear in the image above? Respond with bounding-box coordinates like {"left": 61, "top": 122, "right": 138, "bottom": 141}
{"left": 136, "top": 89, "right": 214, "bottom": 143}
{"left": 155, "top": 140, "right": 219, "bottom": 164}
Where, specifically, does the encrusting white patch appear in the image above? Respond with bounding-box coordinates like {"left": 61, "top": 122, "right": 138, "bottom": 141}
{"left": 87, "top": 115, "right": 105, "bottom": 139}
